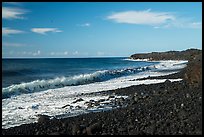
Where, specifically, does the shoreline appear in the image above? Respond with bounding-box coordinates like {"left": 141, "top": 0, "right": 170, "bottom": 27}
{"left": 2, "top": 49, "right": 202, "bottom": 135}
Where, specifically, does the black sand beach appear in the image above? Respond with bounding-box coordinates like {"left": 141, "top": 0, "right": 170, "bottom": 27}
{"left": 2, "top": 49, "right": 202, "bottom": 135}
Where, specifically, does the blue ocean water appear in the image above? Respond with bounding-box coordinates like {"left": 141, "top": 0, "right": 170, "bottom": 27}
{"left": 2, "top": 57, "right": 158, "bottom": 99}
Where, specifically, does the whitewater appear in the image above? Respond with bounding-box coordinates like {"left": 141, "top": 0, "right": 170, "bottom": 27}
{"left": 2, "top": 58, "right": 188, "bottom": 129}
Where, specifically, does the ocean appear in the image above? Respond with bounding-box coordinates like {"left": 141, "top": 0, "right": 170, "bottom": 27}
{"left": 2, "top": 57, "right": 188, "bottom": 129}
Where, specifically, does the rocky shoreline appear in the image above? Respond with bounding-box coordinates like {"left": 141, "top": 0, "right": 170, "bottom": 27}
{"left": 2, "top": 49, "right": 202, "bottom": 135}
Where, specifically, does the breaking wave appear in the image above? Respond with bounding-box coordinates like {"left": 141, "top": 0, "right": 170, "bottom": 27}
{"left": 2, "top": 66, "right": 151, "bottom": 99}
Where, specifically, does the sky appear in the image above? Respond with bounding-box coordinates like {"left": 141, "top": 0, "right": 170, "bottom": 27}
{"left": 2, "top": 2, "right": 202, "bottom": 58}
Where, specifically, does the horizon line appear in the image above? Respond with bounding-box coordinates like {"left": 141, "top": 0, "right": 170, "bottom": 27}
{"left": 2, "top": 56, "right": 128, "bottom": 59}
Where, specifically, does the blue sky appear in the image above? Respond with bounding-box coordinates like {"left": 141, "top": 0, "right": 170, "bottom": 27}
{"left": 2, "top": 2, "right": 202, "bottom": 58}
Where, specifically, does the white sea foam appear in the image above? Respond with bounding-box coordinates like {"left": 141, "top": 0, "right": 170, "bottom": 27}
{"left": 150, "top": 60, "right": 188, "bottom": 70}
{"left": 2, "top": 70, "right": 108, "bottom": 99}
{"left": 125, "top": 58, "right": 188, "bottom": 70}
{"left": 2, "top": 66, "right": 153, "bottom": 99}
{"left": 2, "top": 59, "right": 188, "bottom": 129}
{"left": 123, "top": 58, "right": 151, "bottom": 61}
{"left": 2, "top": 73, "right": 182, "bottom": 129}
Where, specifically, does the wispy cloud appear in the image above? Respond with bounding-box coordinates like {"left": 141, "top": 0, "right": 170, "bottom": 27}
{"left": 72, "top": 51, "right": 79, "bottom": 55}
{"left": 50, "top": 51, "right": 69, "bottom": 56}
{"left": 96, "top": 51, "right": 105, "bottom": 56}
{"left": 107, "top": 9, "right": 175, "bottom": 25}
{"left": 107, "top": 9, "right": 202, "bottom": 29}
{"left": 78, "top": 23, "right": 91, "bottom": 27}
{"left": 32, "top": 50, "right": 41, "bottom": 56}
{"left": 2, "top": 27, "right": 24, "bottom": 36}
{"left": 2, "top": 7, "right": 27, "bottom": 20}
{"left": 188, "top": 22, "right": 202, "bottom": 29}
{"left": 64, "top": 51, "right": 68, "bottom": 55}
{"left": 172, "top": 21, "right": 202, "bottom": 29}
{"left": 3, "top": 2, "right": 22, "bottom": 6}
{"left": 153, "top": 21, "right": 202, "bottom": 29}
{"left": 3, "top": 42, "right": 26, "bottom": 47}
{"left": 15, "top": 50, "right": 41, "bottom": 56}
{"left": 31, "top": 28, "right": 62, "bottom": 35}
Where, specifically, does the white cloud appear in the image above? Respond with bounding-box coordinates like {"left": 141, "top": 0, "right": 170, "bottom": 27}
{"left": 3, "top": 2, "right": 22, "bottom": 5}
{"left": 50, "top": 52, "right": 55, "bottom": 56}
{"left": 3, "top": 42, "right": 25, "bottom": 47}
{"left": 184, "top": 22, "right": 202, "bottom": 29}
{"left": 107, "top": 9, "right": 175, "bottom": 25}
{"left": 50, "top": 51, "right": 69, "bottom": 56}
{"left": 21, "top": 51, "right": 32, "bottom": 55}
{"left": 2, "top": 27, "right": 24, "bottom": 36}
{"left": 64, "top": 51, "right": 68, "bottom": 55}
{"left": 72, "top": 51, "right": 79, "bottom": 55}
{"left": 2, "top": 7, "right": 27, "bottom": 20}
{"left": 31, "top": 28, "right": 62, "bottom": 35}
{"left": 154, "top": 21, "right": 202, "bottom": 29}
{"left": 107, "top": 9, "right": 202, "bottom": 29}
{"left": 33, "top": 50, "right": 41, "bottom": 56}
{"left": 97, "top": 51, "right": 105, "bottom": 56}
{"left": 78, "top": 23, "right": 91, "bottom": 27}
{"left": 8, "top": 50, "right": 41, "bottom": 57}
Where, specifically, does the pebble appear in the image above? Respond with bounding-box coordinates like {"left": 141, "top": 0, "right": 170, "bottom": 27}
{"left": 186, "top": 93, "right": 190, "bottom": 98}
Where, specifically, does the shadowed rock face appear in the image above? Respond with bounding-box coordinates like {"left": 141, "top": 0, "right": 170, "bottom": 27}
{"left": 182, "top": 53, "right": 202, "bottom": 86}
{"left": 130, "top": 49, "right": 202, "bottom": 61}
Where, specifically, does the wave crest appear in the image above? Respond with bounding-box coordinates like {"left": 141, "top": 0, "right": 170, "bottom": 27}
{"left": 2, "top": 66, "right": 150, "bottom": 99}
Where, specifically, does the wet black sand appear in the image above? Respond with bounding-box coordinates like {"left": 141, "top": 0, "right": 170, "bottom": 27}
{"left": 2, "top": 49, "right": 202, "bottom": 135}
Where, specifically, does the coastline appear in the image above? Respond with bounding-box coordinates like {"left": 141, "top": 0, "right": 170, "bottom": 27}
{"left": 2, "top": 49, "right": 202, "bottom": 135}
